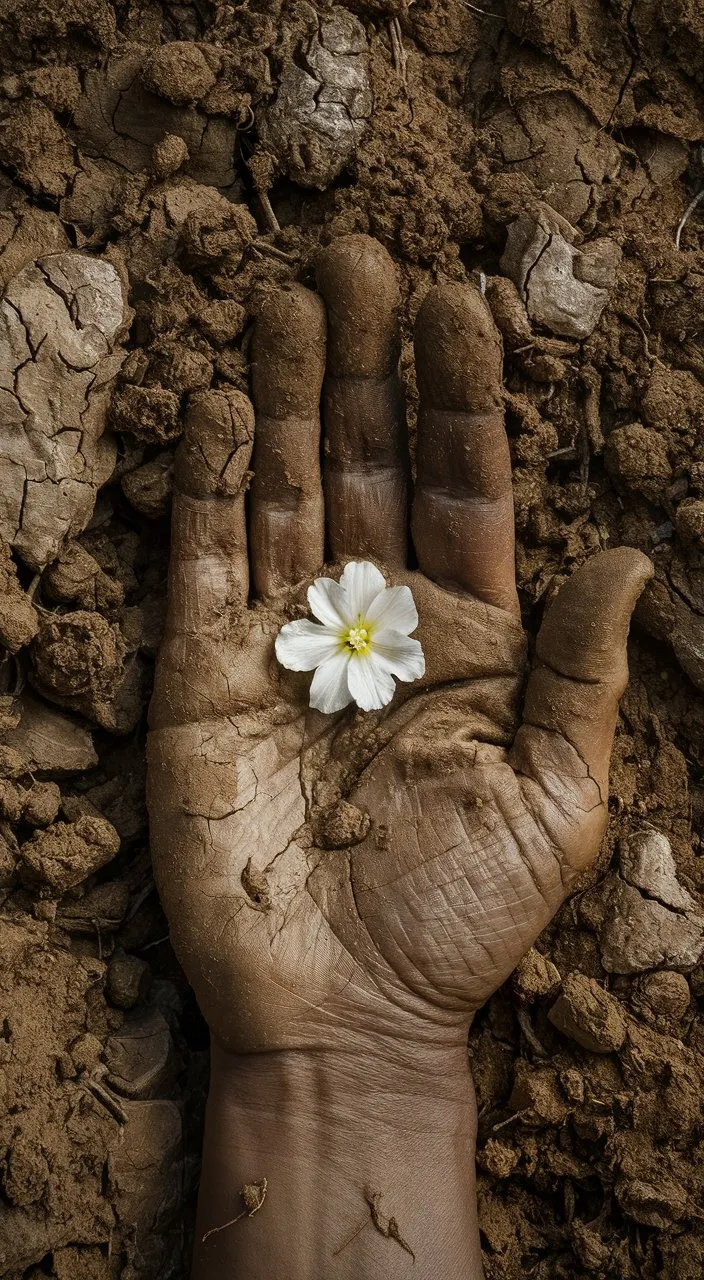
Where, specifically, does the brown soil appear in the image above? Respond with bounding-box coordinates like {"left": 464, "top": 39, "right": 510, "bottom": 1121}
{"left": 0, "top": 0, "right": 703, "bottom": 1276}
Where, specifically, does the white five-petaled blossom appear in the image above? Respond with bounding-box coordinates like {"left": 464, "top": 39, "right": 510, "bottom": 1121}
{"left": 275, "top": 562, "right": 425, "bottom": 714}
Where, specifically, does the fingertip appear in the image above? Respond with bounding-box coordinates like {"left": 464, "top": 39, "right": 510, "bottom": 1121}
{"left": 251, "top": 283, "right": 327, "bottom": 418}
{"left": 177, "top": 388, "right": 254, "bottom": 499}
{"left": 414, "top": 282, "right": 503, "bottom": 414}
{"left": 315, "top": 233, "right": 400, "bottom": 378}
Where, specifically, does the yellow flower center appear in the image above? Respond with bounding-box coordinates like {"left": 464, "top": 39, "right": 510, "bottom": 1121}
{"left": 345, "top": 624, "right": 370, "bottom": 654}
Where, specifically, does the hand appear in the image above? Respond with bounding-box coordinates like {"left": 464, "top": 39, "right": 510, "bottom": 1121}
{"left": 147, "top": 235, "right": 652, "bottom": 1278}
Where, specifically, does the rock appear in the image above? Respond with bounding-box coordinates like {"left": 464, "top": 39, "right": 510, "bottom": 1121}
{"left": 107, "top": 951, "right": 151, "bottom": 1010}
{"left": 0, "top": 252, "right": 130, "bottom": 570}
{"left": 619, "top": 829, "right": 695, "bottom": 910}
{"left": 3, "top": 693, "right": 97, "bottom": 775}
{"left": 675, "top": 498, "right": 704, "bottom": 551}
{"left": 109, "top": 384, "right": 181, "bottom": 445}
{"left": 19, "top": 815, "right": 120, "bottom": 894}
{"left": 512, "top": 948, "right": 561, "bottom": 1003}
{"left": 548, "top": 972, "right": 627, "bottom": 1053}
{"left": 104, "top": 1009, "right": 173, "bottom": 1098}
{"left": 500, "top": 209, "right": 621, "bottom": 339}
{"left": 596, "top": 877, "right": 704, "bottom": 974}
{"left": 258, "top": 7, "right": 372, "bottom": 189}
{"left": 43, "top": 542, "right": 124, "bottom": 613}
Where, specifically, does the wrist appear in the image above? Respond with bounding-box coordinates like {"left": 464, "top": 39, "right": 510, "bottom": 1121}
{"left": 193, "top": 1039, "right": 483, "bottom": 1279}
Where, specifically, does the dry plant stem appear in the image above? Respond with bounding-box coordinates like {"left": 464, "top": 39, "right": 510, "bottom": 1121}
{"left": 192, "top": 1041, "right": 483, "bottom": 1280}
{"left": 675, "top": 186, "right": 704, "bottom": 248}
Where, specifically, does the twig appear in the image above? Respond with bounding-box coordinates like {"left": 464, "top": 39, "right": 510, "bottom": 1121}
{"left": 84, "top": 1073, "right": 128, "bottom": 1124}
{"left": 491, "top": 1108, "right": 529, "bottom": 1132}
{"left": 251, "top": 240, "right": 300, "bottom": 264}
{"left": 675, "top": 187, "right": 704, "bottom": 248}
{"left": 517, "top": 1007, "right": 548, "bottom": 1057}
{"left": 388, "top": 17, "right": 408, "bottom": 89}
{"left": 257, "top": 192, "right": 280, "bottom": 234}
{"left": 458, "top": 0, "right": 505, "bottom": 17}
{"left": 202, "top": 1179, "right": 268, "bottom": 1244}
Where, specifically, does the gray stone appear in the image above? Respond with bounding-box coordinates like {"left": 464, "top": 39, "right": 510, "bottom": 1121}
{"left": 500, "top": 209, "right": 620, "bottom": 340}
{"left": 619, "top": 829, "right": 695, "bottom": 911}
{"left": 258, "top": 6, "right": 371, "bottom": 189}
{"left": 598, "top": 879, "right": 704, "bottom": 974}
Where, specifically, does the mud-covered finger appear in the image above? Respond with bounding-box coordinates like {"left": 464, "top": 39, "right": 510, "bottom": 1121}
{"left": 250, "top": 284, "right": 326, "bottom": 598}
{"left": 152, "top": 388, "right": 254, "bottom": 727}
{"left": 510, "top": 548, "right": 654, "bottom": 871}
{"left": 412, "top": 283, "right": 519, "bottom": 615}
{"left": 316, "top": 235, "right": 408, "bottom": 567}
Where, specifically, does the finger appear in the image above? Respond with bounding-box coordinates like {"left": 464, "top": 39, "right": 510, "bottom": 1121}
{"left": 316, "top": 234, "right": 408, "bottom": 567}
{"left": 412, "top": 283, "right": 519, "bottom": 616}
{"left": 152, "top": 388, "right": 254, "bottom": 727}
{"left": 510, "top": 548, "right": 654, "bottom": 871}
{"left": 250, "top": 284, "right": 326, "bottom": 598}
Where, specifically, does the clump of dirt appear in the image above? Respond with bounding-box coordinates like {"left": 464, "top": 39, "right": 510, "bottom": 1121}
{"left": 0, "top": 0, "right": 703, "bottom": 1276}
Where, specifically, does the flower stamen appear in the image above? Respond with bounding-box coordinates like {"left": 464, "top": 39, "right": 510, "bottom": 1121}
{"left": 345, "top": 624, "right": 370, "bottom": 653}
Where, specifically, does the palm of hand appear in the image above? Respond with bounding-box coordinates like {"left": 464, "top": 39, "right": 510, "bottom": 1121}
{"left": 147, "top": 236, "right": 651, "bottom": 1056}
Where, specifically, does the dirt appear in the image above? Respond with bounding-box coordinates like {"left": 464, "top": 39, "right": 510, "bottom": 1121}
{"left": 0, "top": 0, "right": 702, "bottom": 1276}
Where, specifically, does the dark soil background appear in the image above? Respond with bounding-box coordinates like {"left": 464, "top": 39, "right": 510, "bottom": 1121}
{"left": 0, "top": 0, "right": 703, "bottom": 1276}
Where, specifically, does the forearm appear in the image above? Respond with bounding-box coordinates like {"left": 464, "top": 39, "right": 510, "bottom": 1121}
{"left": 193, "top": 1040, "right": 484, "bottom": 1280}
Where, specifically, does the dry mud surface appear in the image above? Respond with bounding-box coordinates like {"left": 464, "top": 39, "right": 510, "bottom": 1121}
{"left": 0, "top": 0, "right": 703, "bottom": 1276}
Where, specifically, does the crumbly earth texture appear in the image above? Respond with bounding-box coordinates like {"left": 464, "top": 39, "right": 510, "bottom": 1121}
{"left": 0, "top": 1, "right": 703, "bottom": 1277}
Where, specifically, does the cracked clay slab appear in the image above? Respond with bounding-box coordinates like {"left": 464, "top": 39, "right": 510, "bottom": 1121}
{"left": 0, "top": 252, "right": 131, "bottom": 571}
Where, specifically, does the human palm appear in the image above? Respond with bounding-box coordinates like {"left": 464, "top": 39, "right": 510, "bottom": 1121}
{"left": 147, "top": 235, "right": 651, "bottom": 1059}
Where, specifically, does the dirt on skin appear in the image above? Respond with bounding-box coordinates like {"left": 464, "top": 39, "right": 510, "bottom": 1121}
{"left": 0, "top": 0, "right": 703, "bottom": 1276}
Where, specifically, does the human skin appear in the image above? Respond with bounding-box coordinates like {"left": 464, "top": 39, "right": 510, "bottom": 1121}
{"left": 146, "top": 234, "right": 653, "bottom": 1278}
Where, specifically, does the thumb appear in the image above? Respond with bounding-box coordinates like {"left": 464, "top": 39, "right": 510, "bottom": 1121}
{"left": 510, "top": 548, "right": 653, "bottom": 872}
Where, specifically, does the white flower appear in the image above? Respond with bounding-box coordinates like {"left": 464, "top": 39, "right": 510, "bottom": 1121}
{"left": 275, "top": 562, "right": 425, "bottom": 714}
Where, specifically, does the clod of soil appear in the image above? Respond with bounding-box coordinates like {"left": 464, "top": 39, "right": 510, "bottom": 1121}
{"left": 19, "top": 813, "right": 120, "bottom": 894}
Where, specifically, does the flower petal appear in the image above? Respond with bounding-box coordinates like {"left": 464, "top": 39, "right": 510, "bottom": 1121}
{"left": 372, "top": 629, "right": 426, "bottom": 682}
{"left": 275, "top": 619, "right": 341, "bottom": 672}
{"left": 347, "top": 651, "right": 396, "bottom": 711}
{"left": 309, "top": 650, "right": 354, "bottom": 713}
{"left": 366, "top": 585, "right": 419, "bottom": 636}
{"left": 339, "top": 561, "right": 387, "bottom": 622}
{"left": 308, "top": 577, "right": 349, "bottom": 628}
